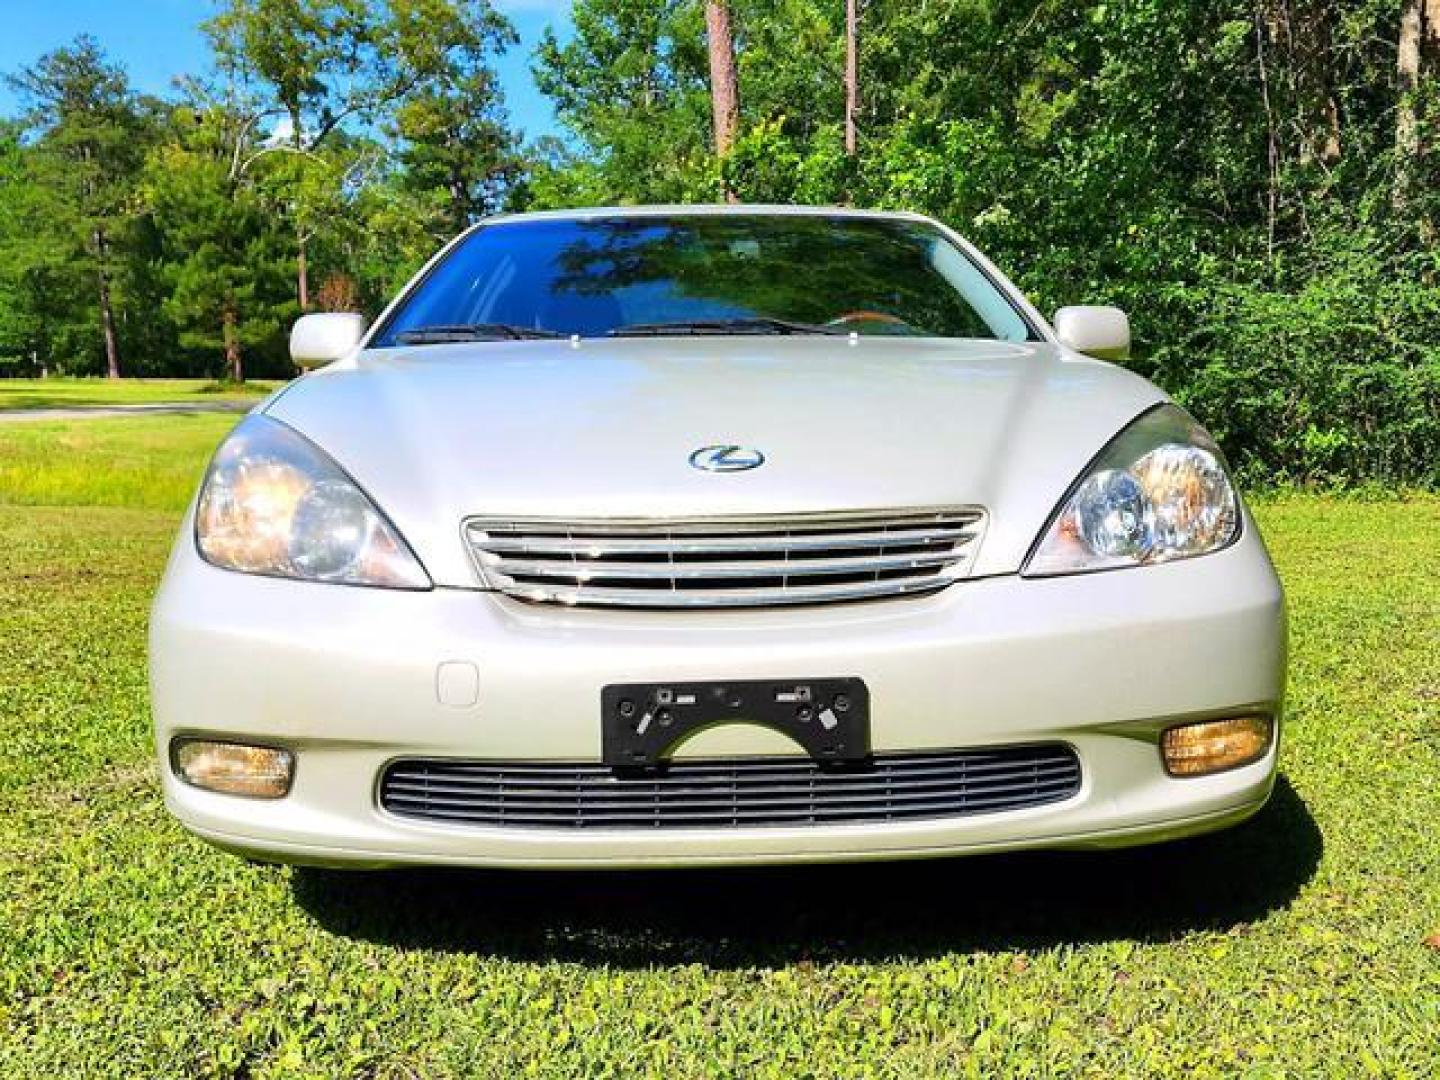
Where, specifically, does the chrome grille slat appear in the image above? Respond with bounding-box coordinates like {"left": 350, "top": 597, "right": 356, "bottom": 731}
{"left": 470, "top": 526, "right": 976, "bottom": 555}
{"left": 486, "top": 550, "right": 962, "bottom": 581}
{"left": 379, "top": 745, "right": 1081, "bottom": 830}
{"left": 410, "top": 751, "right": 1025, "bottom": 778}
{"left": 396, "top": 791, "right": 1076, "bottom": 827}
{"left": 496, "top": 576, "right": 950, "bottom": 608}
{"left": 465, "top": 508, "right": 986, "bottom": 609}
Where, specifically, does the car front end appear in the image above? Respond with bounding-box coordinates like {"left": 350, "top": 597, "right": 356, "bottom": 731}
{"left": 150, "top": 206, "right": 1285, "bottom": 869}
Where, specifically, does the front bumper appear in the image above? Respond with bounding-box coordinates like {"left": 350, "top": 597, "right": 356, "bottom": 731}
{"left": 150, "top": 521, "right": 1285, "bottom": 868}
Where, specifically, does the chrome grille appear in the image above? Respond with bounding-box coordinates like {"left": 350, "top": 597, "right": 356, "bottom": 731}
{"left": 464, "top": 509, "right": 986, "bottom": 608}
{"left": 379, "top": 745, "right": 1081, "bottom": 830}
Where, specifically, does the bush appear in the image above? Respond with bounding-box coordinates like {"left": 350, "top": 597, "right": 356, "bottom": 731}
{"left": 1135, "top": 254, "right": 1440, "bottom": 487}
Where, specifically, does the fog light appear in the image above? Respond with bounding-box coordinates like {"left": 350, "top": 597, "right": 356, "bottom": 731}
{"left": 172, "top": 739, "right": 294, "bottom": 798}
{"left": 1161, "top": 716, "right": 1272, "bottom": 777}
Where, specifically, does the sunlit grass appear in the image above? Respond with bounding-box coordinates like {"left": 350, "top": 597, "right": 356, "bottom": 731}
{"left": 0, "top": 415, "right": 239, "bottom": 510}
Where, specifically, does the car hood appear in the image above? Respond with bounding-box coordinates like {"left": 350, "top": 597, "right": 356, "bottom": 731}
{"left": 265, "top": 337, "right": 1165, "bottom": 586}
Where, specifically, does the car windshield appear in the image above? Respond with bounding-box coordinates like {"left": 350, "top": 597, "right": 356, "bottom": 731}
{"left": 372, "top": 213, "right": 1038, "bottom": 346}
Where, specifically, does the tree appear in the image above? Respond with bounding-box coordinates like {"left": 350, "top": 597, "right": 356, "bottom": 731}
{"left": 1395, "top": 0, "right": 1440, "bottom": 230}
{"left": 386, "top": 0, "right": 522, "bottom": 234}
{"left": 206, "top": 0, "right": 518, "bottom": 306}
{"left": 534, "top": 0, "right": 714, "bottom": 202}
{"left": 392, "top": 72, "right": 519, "bottom": 233}
{"left": 1272, "top": 2, "right": 1343, "bottom": 166}
{"left": 704, "top": 0, "right": 740, "bottom": 198}
{"left": 143, "top": 102, "right": 295, "bottom": 382}
{"left": 0, "top": 123, "right": 71, "bottom": 374}
{"left": 843, "top": 0, "right": 858, "bottom": 157}
{"left": 6, "top": 37, "right": 155, "bottom": 377}
{"left": 205, "top": 0, "right": 371, "bottom": 310}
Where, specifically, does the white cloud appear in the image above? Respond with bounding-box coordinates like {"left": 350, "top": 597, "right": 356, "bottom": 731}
{"left": 261, "top": 116, "right": 294, "bottom": 149}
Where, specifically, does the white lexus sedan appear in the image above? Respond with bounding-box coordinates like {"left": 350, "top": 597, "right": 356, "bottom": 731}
{"left": 150, "top": 205, "right": 1285, "bottom": 869}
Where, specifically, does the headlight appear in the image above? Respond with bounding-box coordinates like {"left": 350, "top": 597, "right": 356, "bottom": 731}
{"left": 1023, "top": 404, "right": 1239, "bottom": 576}
{"left": 195, "top": 414, "right": 431, "bottom": 589}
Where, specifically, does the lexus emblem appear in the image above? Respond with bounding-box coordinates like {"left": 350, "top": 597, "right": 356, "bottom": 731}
{"left": 689, "top": 445, "right": 766, "bottom": 473}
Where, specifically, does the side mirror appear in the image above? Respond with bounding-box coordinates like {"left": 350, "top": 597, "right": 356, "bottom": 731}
{"left": 1053, "top": 305, "right": 1131, "bottom": 361}
{"left": 290, "top": 312, "right": 368, "bottom": 369}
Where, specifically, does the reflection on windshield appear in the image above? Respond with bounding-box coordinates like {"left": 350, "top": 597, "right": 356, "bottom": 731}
{"left": 375, "top": 214, "right": 1037, "bottom": 345}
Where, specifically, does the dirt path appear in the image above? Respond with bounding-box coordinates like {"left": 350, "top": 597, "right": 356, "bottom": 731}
{"left": 0, "top": 401, "right": 255, "bottom": 423}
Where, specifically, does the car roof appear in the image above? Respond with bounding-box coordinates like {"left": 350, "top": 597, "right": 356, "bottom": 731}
{"left": 482, "top": 204, "right": 937, "bottom": 227}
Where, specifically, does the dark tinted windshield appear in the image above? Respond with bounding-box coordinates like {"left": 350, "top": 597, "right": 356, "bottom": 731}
{"left": 373, "top": 213, "right": 1037, "bottom": 345}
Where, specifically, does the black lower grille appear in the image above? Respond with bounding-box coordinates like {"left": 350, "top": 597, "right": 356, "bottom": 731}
{"left": 378, "top": 745, "right": 1081, "bottom": 830}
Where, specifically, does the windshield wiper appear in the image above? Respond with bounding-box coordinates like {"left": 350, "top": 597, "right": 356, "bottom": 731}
{"left": 393, "top": 323, "right": 565, "bottom": 344}
{"left": 608, "top": 317, "right": 843, "bottom": 338}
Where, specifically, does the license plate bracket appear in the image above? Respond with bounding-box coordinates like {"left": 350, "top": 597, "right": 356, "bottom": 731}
{"left": 601, "top": 678, "right": 870, "bottom": 775}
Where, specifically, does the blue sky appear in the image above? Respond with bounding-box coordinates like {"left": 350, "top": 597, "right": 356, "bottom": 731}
{"left": 0, "top": 0, "right": 572, "bottom": 143}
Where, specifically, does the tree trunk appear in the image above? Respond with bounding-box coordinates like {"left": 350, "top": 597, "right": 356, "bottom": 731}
{"left": 705, "top": 1, "right": 740, "bottom": 202}
{"left": 1395, "top": 0, "right": 1439, "bottom": 218}
{"left": 1255, "top": 13, "right": 1280, "bottom": 259}
{"left": 222, "top": 302, "right": 244, "bottom": 384}
{"left": 449, "top": 161, "right": 470, "bottom": 234}
{"left": 844, "top": 0, "right": 860, "bottom": 157}
{"left": 1320, "top": 93, "right": 1342, "bottom": 165}
{"left": 1288, "top": 2, "right": 1343, "bottom": 165}
{"left": 93, "top": 227, "right": 121, "bottom": 379}
{"left": 1397, "top": 0, "right": 1423, "bottom": 185}
{"left": 297, "top": 239, "right": 310, "bottom": 311}
{"left": 1262, "top": 3, "right": 1342, "bottom": 166}
{"left": 290, "top": 105, "right": 311, "bottom": 309}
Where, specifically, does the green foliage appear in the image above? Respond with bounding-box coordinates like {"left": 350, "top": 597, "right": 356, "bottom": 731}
{"left": 1144, "top": 248, "right": 1440, "bottom": 487}
{"left": 387, "top": 0, "right": 521, "bottom": 233}
{"left": 1, "top": 423, "right": 1438, "bottom": 1073}
{"left": 0, "top": 124, "right": 86, "bottom": 373}
{"left": 1, "top": 38, "right": 161, "bottom": 377}
{"left": 142, "top": 110, "right": 298, "bottom": 381}
{"left": 0, "top": 3, "right": 520, "bottom": 382}
{"left": 204, "top": 0, "right": 523, "bottom": 305}
{"left": 533, "top": 0, "right": 717, "bottom": 201}
{"left": 203, "top": 0, "right": 377, "bottom": 151}
{"left": 1, "top": 2, "right": 1437, "bottom": 481}
{"left": 534, "top": 0, "right": 1440, "bottom": 486}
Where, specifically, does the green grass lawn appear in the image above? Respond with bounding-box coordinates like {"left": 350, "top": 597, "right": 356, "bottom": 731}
{"left": 1, "top": 418, "right": 1437, "bottom": 1077}
{"left": 0, "top": 377, "right": 278, "bottom": 412}
{"left": 0, "top": 415, "right": 239, "bottom": 510}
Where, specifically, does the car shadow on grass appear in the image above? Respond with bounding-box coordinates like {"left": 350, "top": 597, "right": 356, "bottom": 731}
{"left": 291, "top": 775, "right": 1320, "bottom": 968}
